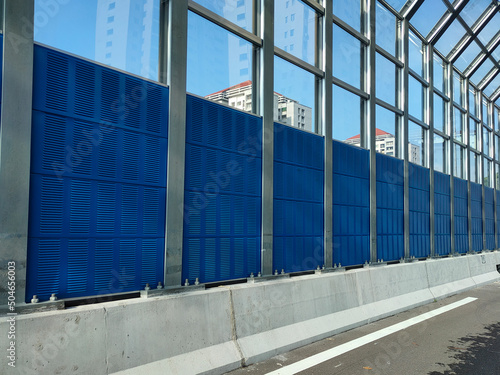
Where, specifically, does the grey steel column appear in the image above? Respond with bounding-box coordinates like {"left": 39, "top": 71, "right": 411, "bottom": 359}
{"left": 465, "top": 78, "right": 473, "bottom": 253}
{"left": 428, "top": 43, "right": 436, "bottom": 258}
{"left": 323, "top": 1, "right": 333, "bottom": 268}
{"left": 260, "top": 0, "right": 274, "bottom": 276}
{"left": 162, "top": 0, "right": 188, "bottom": 287}
{"left": 0, "top": 0, "right": 34, "bottom": 305}
{"left": 402, "top": 19, "right": 410, "bottom": 261}
{"left": 368, "top": 0, "right": 377, "bottom": 263}
{"left": 448, "top": 56, "right": 455, "bottom": 255}
{"left": 480, "top": 92, "right": 486, "bottom": 251}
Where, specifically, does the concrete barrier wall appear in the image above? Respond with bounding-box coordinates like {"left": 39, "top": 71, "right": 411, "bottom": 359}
{"left": 1, "top": 252, "right": 499, "bottom": 375}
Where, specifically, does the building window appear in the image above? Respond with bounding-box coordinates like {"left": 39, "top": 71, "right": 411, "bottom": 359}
{"left": 108, "top": 2, "right": 115, "bottom": 10}
{"left": 284, "top": 31, "right": 288, "bottom": 38}
{"left": 237, "top": 13, "right": 245, "bottom": 21}
{"left": 106, "top": 41, "right": 112, "bottom": 47}
{"left": 105, "top": 52, "right": 111, "bottom": 58}
{"left": 291, "top": 13, "right": 295, "bottom": 21}
{"left": 107, "top": 16, "right": 114, "bottom": 23}
{"left": 285, "top": 16, "right": 288, "bottom": 23}
{"left": 240, "top": 68, "right": 249, "bottom": 76}
{"left": 290, "top": 44, "right": 294, "bottom": 51}
{"left": 237, "top": 0, "right": 244, "bottom": 7}
{"left": 239, "top": 53, "right": 248, "bottom": 61}
{"left": 290, "top": 29, "right": 295, "bottom": 37}
{"left": 107, "top": 29, "right": 113, "bottom": 35}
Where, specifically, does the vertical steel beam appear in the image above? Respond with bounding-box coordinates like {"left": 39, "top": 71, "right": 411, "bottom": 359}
{"left": 444, "top": 50, "right": 455, "bottom": 255}
{"left": 260, "top": 0, "right": 274, "bottom": 275}
{"left": 322, "top": 1, "right": 333, "bottom": 268}
{"left": 402, "top": 19, "right": 410, "bottom": 260}
{"left": 0, "top": 0, "right": 34, "bottom": 305}
{"left": 163, "top": 0, "right": 188, "bottom": 287}
{"left": 480, "top": 93, "right": 486, "bottom": 251}
{"left": 465, "top": 78, "right": 473, "bottom": 253}
{"left": 368, "top": 0, "right": 378, "bottom": 263}
{"left": 428, "top": 43, "right": 436, "bottom": 258}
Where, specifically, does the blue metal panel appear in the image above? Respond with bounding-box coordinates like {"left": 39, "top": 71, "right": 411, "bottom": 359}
{"left": 454, "top": 177, "right": 469, "bottom": 253}
{"left": 497, "top": 190, "right": 500, "bottom": 247}
{"left": 409, "top": 163, "right": 430, "bottom": 258}
{"left": 470, "top": 182, "right": 483, "bottom": 251}
{"left": 183, "top": 95, "right": 262, "bottom": 283}
{"left": 434, "top": 171, "right": 451, "bottom": 256}
{"left": 484, "top": 187, "right": 495, "bottom": 250}
{"left": 376, "top": 153, "right": 404, "bottom": 261}
{"left": 27, "top": 45, "right": 168, "bottom": 301}
{"left": 332, "top": 141, "right": 370, "bottom": 266}
{"left": 273, "top": 123, "right": 324, "bottom": 272}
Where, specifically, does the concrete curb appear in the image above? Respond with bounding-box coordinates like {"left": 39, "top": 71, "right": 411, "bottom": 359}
{"left": 0, "top": 252, "right": 499, "bottom": 375}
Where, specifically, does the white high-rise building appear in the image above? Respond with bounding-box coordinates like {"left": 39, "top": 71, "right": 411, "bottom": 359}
{"left": 206, "top": 81, "right": 313, "bottom": 132}
{"left": 345, "top": 129, "right": 421, "bottom": 164}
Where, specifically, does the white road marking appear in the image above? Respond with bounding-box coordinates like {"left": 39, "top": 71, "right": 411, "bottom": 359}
{"left": 265, "top": 297, "right": 478, "bottom": 375}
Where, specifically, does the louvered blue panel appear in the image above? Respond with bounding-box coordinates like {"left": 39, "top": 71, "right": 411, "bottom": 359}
{"left": 332, "top": 140, "right": 370, "bottom": 266}
{"left": 454, "top": 177, "right": 469, "bottom": 253}
{"left": 485, "top": 187, "right": 495, "bottom": 250}
{"left": 273, "top": 123, "right": 324, "bottom": 272}
{"left": 470, "top": 182, "right": 483, "bottom": 251}
{"left": 409, "top": 163, "right": 430, "bottom": 258}
{"left": 376, "top": 153, "right": 404, "bottom": 261}
{"left": 183, "top": 95, "right": 262, "bottom": 283}
{"left": 434, "top": 171, "right": 451, "bottom": 256}
{"left": 27, "top": 45, "right": 168, "bottom": 301}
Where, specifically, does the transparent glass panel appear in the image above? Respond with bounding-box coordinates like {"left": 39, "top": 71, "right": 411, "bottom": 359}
{"left": 482, "top": 97, "right": 489, "bottom": 125}
{"left": 494, "top": 107, "right": 499, "bottom": 132}
{"left": 410, "top": 0, "right": 448, "bottom": 38}
{"left": 454, "top": 40, "right": 482, "bottom": 73}
{"left": 492, "top": 44, "right": 500, "bottom": 62}
{"left": 375, "top": 105, "right": 397, "bottom": 157}
{"left": 333, "top": 0, "right": 361, "bottom": 32}
{"left": 409, "top": 76, "right": 424, "bottom": 122}
{"left": 483, "top": 73, "right": 500, "bottom": 97}
{"left": 469, "top": 87, "right": 477, "bottom": 117}
{"left": 34, "top": 0, "right": 160, "bottom": 80}
{"left": 434, "top": 18, "right": 467, "bottom": 57}
{"left": 496, "top": 164, "right": 500, "bottom": 189}
{"left": 483, "top": 126, "right": 491, "bottom": 155}
{"left": 275, "top": 0, "right": 316, "bottom": 65}
{"left": 461, "top": 0, "right": 491, "bottom": 28}
{"left": 470, "top": 152, "right": 478, "bottom": 183}
{"left": 409, "top": 121, "right": 425, "bottom": 166}
{"left": 484, "top": 158, "right": 491, "bottom": 187}
{"left": 434, "top": 134, "right": 446, "bottom": 173}
{"left": 193, "top": 0, "right": 253, "bottom": 31}
{"left": 496, "top": 135, "right": 499, "bottom": 161}
{"left": 409, "top": 30, "right": 424, "bottom": 77}
{"left": 470, "top": 58, "right": 494, "bottom": 86}
{"left": 333, "top": 25, "right": 362, "bottom": 89}
{"left": 333, "top": 85, "right": 363, "bottom": 144}
{"left": 383, "top": 0, "right": 408, "bottom": 12}
{"left": 454, "top": 143, "right": 464, "bottom": 179}
{"left": 433, "top": 54, "right": 445, "bottom": 94}
{"left": 470, "top": 118, "right": 478, "bottom": 149}
{"left": 274, "top": 56, "right": 315, "bottom": 132}
{"left": 376, "top": 1, "right": 396, "bottom": 56}
{"left": 453, "top": 107, "right": 464, "bottom": 142}
{"left": 453, "top": 71, "right": 463, "bottom": 106}
{"left": 376, "top": 53, "right": 396, "bottom": 106}
{"left": 477, "top": 12, "right": 500, "bottom": 46}
{"left": 434, "top": 94, "right": 446, "bottom": 133}
{"left": 187, "top": 12, "right": 253, "bottom": 104}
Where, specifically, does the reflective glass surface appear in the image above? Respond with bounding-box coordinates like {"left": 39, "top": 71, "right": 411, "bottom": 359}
{"left": 274, "top": 56, "right": 315, "bottom": 132}
{"left": 376, "top": 2, "right": 396, "bottom": 56}
{"left": 496, "top": 135, "right": 499, "bottom": 161}
{"left": 454, "top": 107, "right": 464, "bottom": 142}
{"left": 187, "top": 11, "right": 253, "bottom": 100}
{"left": 433, "top": 54, "right": 446, "bottom": 94}
{"left": 409, "top": 30, "right": 424, "bottom": 77}
{"left": 410, "top": 0, "right": 448, "bottom": 38}
{"left": 477, "top": 12, "right": 500, "bottom": 46}
{"left": 193, "top": 0, "right": 253, "bottom": 31}
{"left": 461, "top": 0, "right": 491, "bottom": 28}
{"left": 434, "top": 93, "right": 446, "bottom": 133}
{"left": 34, "top": 0, "right": 160, "bottom": 80}
{"left": 409, "top": 121, "right": 425, "bottom": 166}
{"left": 454, "top": 143, "right": 465, "bottom": 179}
{"left": 333, "top": 0, "right": 361, "bottom": 32}
{"left": 470, "top": 118, "right": 478, "bottom": 149}
{"left": 483, "top": 74, "right": 500, "bottom": 97}
{"left": 454, "top": 41, "right": 482, "bottom": 73}
{"left": 453, "top": 71, "right": 463, "bottom": 106}
{"left": 375, "top": 105, "right": 397, "bottom": 157}
{"left": 470, "top": 58, "right": 494, "bottom": 86}
{"left": 409, "top": 76, "right": 424, "bottom": 122}
{"left": 482, "top": 98, "right": 489, "bottom": 124}
{"left": 435, "top": 18, "right": 467, "bottom": 57}
{"left": 376, "top": 53, "right": 396, "bottom": 106}
{"left": 469, "top": 87, "right": 477, "bottom": 117}
{"left": 484, "top": 158, "right": 491, "bottom": 187}
{"left": 333, "top": 85, "right": 363, "bottom": 144}
{"left": 434, "top": 134, "right": 446, "bottom": 173}
{"left": 333, "top": 25, "right": 363, "bottom": 89}
{"left": 275, "top": 0, "right": 316, "bottom": 65}
{"left": 470, "top": 151, "right": 478, "bottom": 183}
{"left": 384, "top": 0, "right": 408, "bottom": 12}
{"left": 483, "top": 126, "right": 491, "bottom": 156}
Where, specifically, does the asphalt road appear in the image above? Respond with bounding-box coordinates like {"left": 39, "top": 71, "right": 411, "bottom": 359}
{"left": 225, "top": 281, "right": 500, "bottom": 375}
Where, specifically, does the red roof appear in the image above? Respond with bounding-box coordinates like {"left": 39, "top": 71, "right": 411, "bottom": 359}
{"left": 346, "top": 128, "right": 391, "bottom": 140}
{"left": 206, "top": 80, "right": 252, "bottom": 96}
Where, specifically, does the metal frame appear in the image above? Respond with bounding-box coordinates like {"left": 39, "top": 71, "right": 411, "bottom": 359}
{"left": 0, "top": 0, "right": 34, "bottom": 304}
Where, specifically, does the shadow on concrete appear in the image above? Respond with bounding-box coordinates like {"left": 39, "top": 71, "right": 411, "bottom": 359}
{"left": 429, "top": 322, "right": 500, "bottom": 375}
